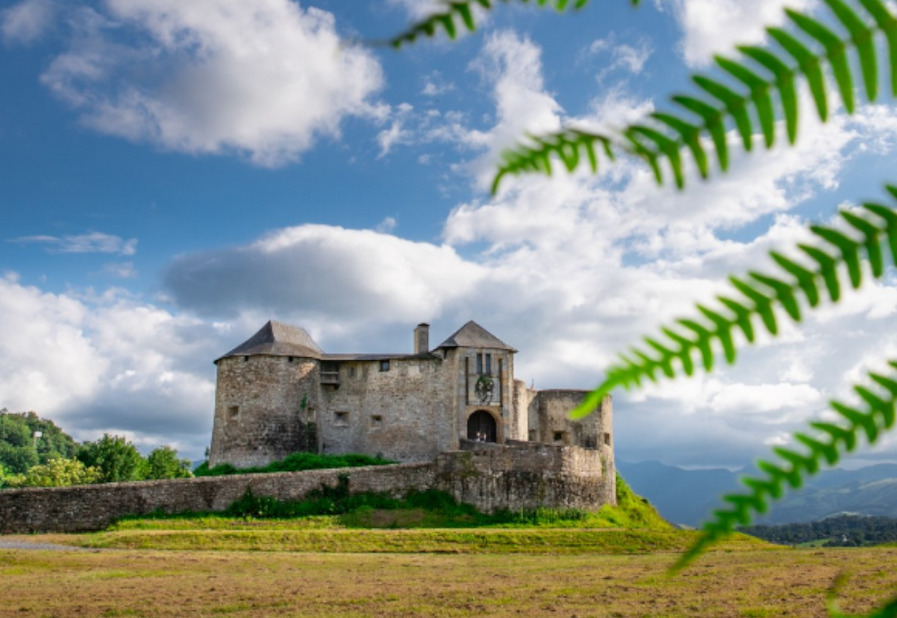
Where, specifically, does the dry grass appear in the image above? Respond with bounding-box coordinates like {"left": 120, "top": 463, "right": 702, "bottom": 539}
{"left": 1, "top": 540, "right": 896, "bottom": 616}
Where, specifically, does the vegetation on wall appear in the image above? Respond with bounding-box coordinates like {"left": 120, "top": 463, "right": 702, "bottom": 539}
{"left": 194, "top": 451, "right": 395, "bottom": 477}
{"left": 391, "top": 0, "right": 897, "bottom": 614}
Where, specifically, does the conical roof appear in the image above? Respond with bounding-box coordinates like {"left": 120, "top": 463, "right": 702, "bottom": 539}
{"left": 436, "top": 320, "right": 516, "bottom": 352}
{"left": 216, "top": 320, "right": 323, "bottom": 362}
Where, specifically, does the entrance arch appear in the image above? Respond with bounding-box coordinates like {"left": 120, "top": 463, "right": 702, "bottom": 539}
{"left": 467, "top": 410, "right": 497, "bottom": 443}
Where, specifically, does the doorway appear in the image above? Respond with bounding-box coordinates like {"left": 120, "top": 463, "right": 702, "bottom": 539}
{"left": 467, "top": 410, "right": 497, "bottom": 442}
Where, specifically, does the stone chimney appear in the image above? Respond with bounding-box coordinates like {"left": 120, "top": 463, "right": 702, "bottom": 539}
{"left": 414, "top": 323, "right": 430, "bottom": 354}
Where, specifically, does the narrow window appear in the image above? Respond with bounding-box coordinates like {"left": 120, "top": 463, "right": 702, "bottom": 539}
{"left": 349, "top": 366, "right": 356, "bottom": 378}
{"left": 380, "top": 359, "right": 390, "bottom": 372}
{"left": 603, "top": 432, "right": 612, "bottom": 446}
{"left": 227, "top": 406, "right": 239, "bottom": 420}
{"left": 485, "top": 353, "right": 492, "bottom": 375}
{"left": 476, "top": 353, "right": 483, "bottom": 375}
{"left": 334, "top": 411, "right": 349, "bottom": 425}
{"left": 370, "top": 415, "right": 383, "bottom": 428}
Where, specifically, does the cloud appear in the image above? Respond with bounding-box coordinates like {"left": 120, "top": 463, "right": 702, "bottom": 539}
{"left": 40, "top": 0, "right": 385, "bottom": 167}
{"left": 10, "top": 231, "right": 137, "bottom": 255}
{"left": 162, "top": 225, "right": 485, "bottom": 323}
{"left": 1, "top": 0, "right": 54, "bottom": 45}
{"left": 585, "top": 34, "right": 653, "bottom": 80}
{"left": 0, "top": 274, "right": 219, "bottom": 457}
{"left": 666, "top": 0, "right": 816, "bottom": 67}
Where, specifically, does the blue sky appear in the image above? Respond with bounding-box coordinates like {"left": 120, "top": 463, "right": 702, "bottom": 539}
{"left": 2, "top": 0, "right": 897, "bottom": 469}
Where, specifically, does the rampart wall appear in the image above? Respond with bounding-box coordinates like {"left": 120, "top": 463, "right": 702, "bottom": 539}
{"left": 0, "top": 444, "right": 615, "bottom": 534}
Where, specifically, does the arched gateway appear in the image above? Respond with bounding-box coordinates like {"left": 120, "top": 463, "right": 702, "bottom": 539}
{"left": 467, "top": 410, "right": 497, "bottom": 443}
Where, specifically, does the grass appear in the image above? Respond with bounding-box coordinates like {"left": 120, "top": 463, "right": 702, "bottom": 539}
{"left": 193, "top": 451, "right": 394, "bottom": 477}
{"left": 3, "top": 476, "right": 895, "bottom": 615}
{"left": 2, "top": 545, "right": 896, "bottom": 616}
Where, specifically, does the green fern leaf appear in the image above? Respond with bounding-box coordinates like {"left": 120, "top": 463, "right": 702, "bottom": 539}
{"left": 826, "top": 0, "right": 878, "bottom": 100}
{"left": 693, "top": 75, "right": 754, "bottom": 151}
{"left": 715, "top": 55, "right": 775, "bottom": 147}
{"left": 787, "top": 10, "right": 855, "bottom": 112}
{"left": 670, "top": 95, "right": 728, "bottom": 171}
{"left": 858, "top": 0, "right": 897, "bottom": 96}
{"left": 738, "top": 46, "right": 800, "bottom": 143}
{"left": 768, "top": 27, "right": 829, "bottom": 120}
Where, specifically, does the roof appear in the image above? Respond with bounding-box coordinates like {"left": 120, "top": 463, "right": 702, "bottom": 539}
{"left": 216, "top": 319, "right": 515, "bottom": 364}
{"left": 436, "top": 320, "right": 516, "bottom": 352}
{"left": 216, "top": 320, "right": 324, "bottom": 362}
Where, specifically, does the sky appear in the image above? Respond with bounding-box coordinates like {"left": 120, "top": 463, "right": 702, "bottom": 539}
{"left": 2, "top": 0, "right": 897, "bottom": 469}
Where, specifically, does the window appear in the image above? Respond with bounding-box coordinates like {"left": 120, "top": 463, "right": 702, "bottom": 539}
{"left": 334, "top": 411, "right": 349, "bottom": 426}
{"left": 370, "top": 415, "right": 383, "bottom": 428}
{"left": 380, "top": 359, "right": 390, "bottom": 372}
{"left": 553, "top": 431, "right": 568, "bottom": 444}
{"left": 603, "top": 432, "right": 612, "bottom": 446}
{"left": 476, "top": 353, "right": 492, "bottom": 375}
{"left": 349, "top": 366, "right": 356, "bottom": 378}
{"left": 227, "top": 406, "right": 239, "bottom": 420}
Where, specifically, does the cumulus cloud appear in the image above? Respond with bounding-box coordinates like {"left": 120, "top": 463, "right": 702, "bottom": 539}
{"left": 9, "top": 231, "right": 137, "bottom": 255}
{"left": 1, "top": 0, "right": 54, "bottom": 45}
{"left": 0, "top": 275, "right": 219, "bottom": 457}
{"left": 39, "top": 0, "right": 385, "bottom": 166}
{"left": 163, "top": 225, "right": 485, "bottom": 323}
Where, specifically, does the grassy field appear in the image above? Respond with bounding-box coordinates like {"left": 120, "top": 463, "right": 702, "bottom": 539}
{"left": 2, "top": 482, "right": 895, "bottom": 616}
{"left": 2, "top": 533, "right": 896, "bottom": 616}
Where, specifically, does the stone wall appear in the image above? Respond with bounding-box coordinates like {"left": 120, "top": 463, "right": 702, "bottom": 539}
{"left": 320, "top": 356, "right": 455, "bottom": 462}
{"left": 438, "top": 440, "right": 615, "bottom": 513}
{"left": 211, "top": 356, "right": 321, "bottom": 468}
{"left": 0, "top": 443, "right": 615, "bottom": 534}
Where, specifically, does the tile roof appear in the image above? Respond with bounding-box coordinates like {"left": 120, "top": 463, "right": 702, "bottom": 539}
{"left": 436, "top": 320, "right": 516, "bottom": 352}
{"left": 215, "top": 320, "right": 323, "bottom": 362}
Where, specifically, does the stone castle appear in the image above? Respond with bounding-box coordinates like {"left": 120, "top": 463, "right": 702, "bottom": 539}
{"left": 0, "top": 320, "right": 618, "bottom": 534}
{"left": 209, "top": 320, "right": 614, "bottom": 471}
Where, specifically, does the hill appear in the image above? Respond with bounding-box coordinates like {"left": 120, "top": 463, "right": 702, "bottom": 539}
{"left": 618, "top": 460, "right": 897, "bottom": 527}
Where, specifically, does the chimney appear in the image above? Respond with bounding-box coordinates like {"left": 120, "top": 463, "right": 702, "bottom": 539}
{"left": 414, "top": 323, "right": 430, "bottom": 354}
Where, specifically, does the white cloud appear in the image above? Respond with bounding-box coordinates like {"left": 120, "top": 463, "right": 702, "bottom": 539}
{"left": 1, "top": 0, "right": 54, "bottom": 45}
{"left": 585, "top": 34, "right": 653, "bottom": 80}
{"left": 10, "top": 231, "right": 137, "bottom": 255}
{"left": 0, "top": 275, "right": 218, "bottom": 458}
{"left": 666, "top": 0, "right": 816, "bottom": 67}
{"left": 40, "top": 0, "right": 385, "bottom": 166}
{"left": 163, "top": 225, "right": 485, "bottom": 323}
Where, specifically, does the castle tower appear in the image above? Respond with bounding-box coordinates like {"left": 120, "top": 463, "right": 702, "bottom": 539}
{"left": 209, "top": 321, "right": 323, "bottom": 468}
{"left": 434, "top": 321, "right": 525, "bottom": 446}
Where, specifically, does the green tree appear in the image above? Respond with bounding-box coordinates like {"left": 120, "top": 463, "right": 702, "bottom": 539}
{"left": 145, "top": 445, "right": 193, "bottom": 480}
{"left": 394, "top": 1, "right": 897, "bottom": 614}
{"left": 3, "top": 457, "right": 101, "bottom": 488}
{"left": 77, "top": 434, "right": 147, "bottom": 483}
{"left": 0, "top": 410, "right": 79, "bottom": 473}
{"left": 0, "top": 413, "right": 39, "bottom": 474}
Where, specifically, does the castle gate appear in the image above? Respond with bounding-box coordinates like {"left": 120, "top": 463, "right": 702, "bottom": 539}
{"left": 467, "top": 410, "right": 497, "bottom": 442}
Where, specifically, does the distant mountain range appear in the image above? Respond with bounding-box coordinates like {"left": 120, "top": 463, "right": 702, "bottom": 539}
{"left": 617, "top": 460, "right": 897, "bottom": 527}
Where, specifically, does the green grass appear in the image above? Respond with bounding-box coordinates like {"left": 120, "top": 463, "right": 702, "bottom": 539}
{"left": 33, "top": 473, "right": 774, "bottom": 555}
{"left": 193, "top": 451, "right": 395, "bottom": 477}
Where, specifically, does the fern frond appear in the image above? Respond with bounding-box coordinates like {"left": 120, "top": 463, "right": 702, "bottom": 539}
{"left": 388, "top": 0, "right": 639, "bottom": 49}
{"left": 570, "top": 186, "right": 897, "bottom": 418}
{"left": 671, "top": 359, "right": 897, "bottom": 571}
{"left": 491, "top": 0, "right": 897, "bottom": 192}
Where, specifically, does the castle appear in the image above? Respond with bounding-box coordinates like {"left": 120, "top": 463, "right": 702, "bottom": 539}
{"left": 209, "top": 320, "right": 613, "bottom": 470}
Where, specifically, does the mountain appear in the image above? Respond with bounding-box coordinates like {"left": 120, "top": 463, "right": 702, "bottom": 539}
{"left": 617, "top": 460, "right": 897, "bottom": 527}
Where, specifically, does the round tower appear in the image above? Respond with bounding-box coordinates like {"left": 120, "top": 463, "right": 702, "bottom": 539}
{"left": 209, "top": 321, "right": 323, "bottom": 469}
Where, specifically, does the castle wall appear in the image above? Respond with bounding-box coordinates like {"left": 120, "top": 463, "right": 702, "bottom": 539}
{"left": 0, "top": 444, "right": 615, "bottom": 533}
{"left": 210, "top": 356, "right": 320, "bottom": 469}
{"left": 319, "top": 357, "right": 455, "bottom": 462}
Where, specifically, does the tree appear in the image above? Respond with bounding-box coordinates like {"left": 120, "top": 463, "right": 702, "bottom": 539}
{"left": 393, "top": 1, "right": 897, "bottom": 614}
{"left": 2, "top": 457, "right": 101, "bottom": 488}
{"left": 145, "top": 445, "right": 193, "bottom": 480}
{"left": 76, "top": 434, "right": 147, "bottom": 483}
{"left": 0, "top": 410, "right": 79, "bottom": 473}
